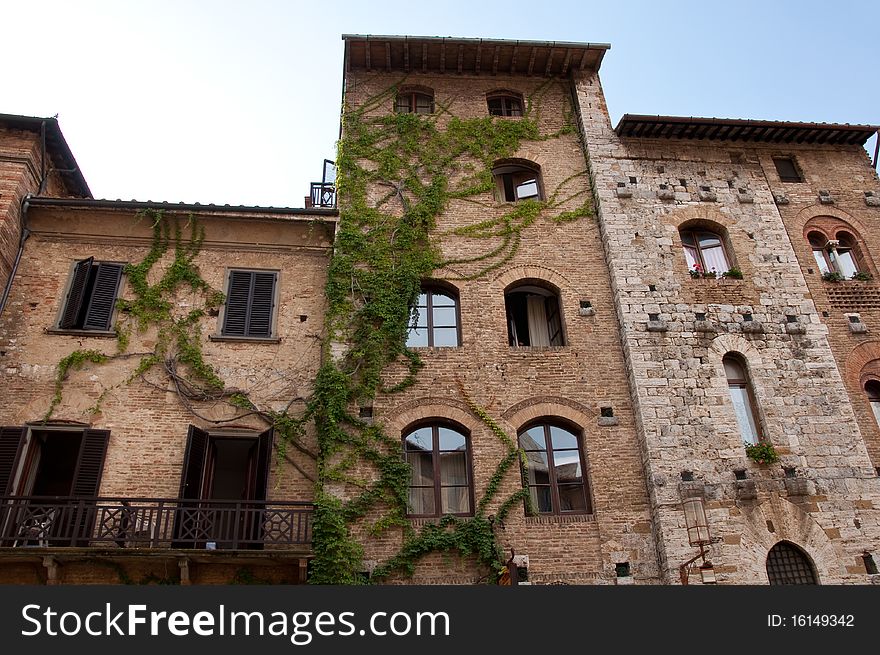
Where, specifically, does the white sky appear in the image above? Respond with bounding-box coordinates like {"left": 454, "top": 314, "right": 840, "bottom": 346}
{"left": 2, "top": 0, "right": 878, "bottom": 207}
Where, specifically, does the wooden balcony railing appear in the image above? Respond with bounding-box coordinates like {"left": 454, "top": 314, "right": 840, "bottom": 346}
{"left": 0, "top": 496, "right": 313, "bottom": 550}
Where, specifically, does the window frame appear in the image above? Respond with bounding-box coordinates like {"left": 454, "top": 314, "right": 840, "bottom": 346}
{"left": 217, "top": 268, "right": 280, "bottom": 341}
{"left": 505, "top": 282, "right": 564, "bottom": 347}
{"left": 492, "top": 160, "right": 543, "bottom": 203}
{"left": 394, "top": 90, "right": 434, "bottom": 115}
{"left": 487, "top": 92, "right": 524, "bottom": 117}
{"left": 406, "top": 285, "right": 461, "bottom": 349}
{"left": 518, "top": 421, "right": 591, "bottom": 516}
{"left": 772, "top": 157, "right": 804, "bottom": 183}
{"left": 402, "top": 423, "right": 474, "bottom": 519}
{"left": 680, "top": 228, "right": 731, "bottom": 277}
{"left": 806, "top": 225, "right": 871, "bottom": 280}
{"left": 723, "top": 354, "right": 763, "bottom": 446}
{"left": 54, "top": 257, "right": 125, "bottom": 333}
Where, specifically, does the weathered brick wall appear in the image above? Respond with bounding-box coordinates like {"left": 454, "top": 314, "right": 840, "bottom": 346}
{"left": 575, "top": 70, "right": 880, "bottom": 584}
{"left": 0, "top": 127, "right": 41, "bottom": 290}
{"left": 343, "top": 71, "right": 660, "bottom": 584}
{"left": 0, "top": 206, "right": 332, "bottom": 509}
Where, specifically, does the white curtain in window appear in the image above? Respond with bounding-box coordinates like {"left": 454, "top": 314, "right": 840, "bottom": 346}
{"left": 701, "top": 246, "right": 729, "bottom": 275}
{"left": 835, "top": 250, "right": 859, "bottom": 278}
{"left": 871, "top": 401, "right": 880, "bottom": 429}
{"left": 526, "top": 294, "right": 550, "bottom": 346}
{"left": 812, "top": 250, "right": 831, "bottom": 274}
{"left": 728, "top": 386, "right": 759, "bottom": 444}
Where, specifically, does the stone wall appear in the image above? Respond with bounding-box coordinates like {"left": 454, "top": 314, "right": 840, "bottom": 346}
{"left": 574, "top": 70, "right": 880, "bottom": 584}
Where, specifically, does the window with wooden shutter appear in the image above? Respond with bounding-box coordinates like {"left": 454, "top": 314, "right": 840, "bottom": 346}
{"left": 221, "top": 270, "right": 278, "bottom": 338}
{"left": 0, "top": 426, "right": 27, "bottom": 496}
{"left": 58, "top": 258, "right": 124, "bottom": 331}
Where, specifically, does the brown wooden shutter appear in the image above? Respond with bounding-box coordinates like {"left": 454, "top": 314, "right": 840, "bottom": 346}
{"left": 247, "top": 272, "right": 277, "bottom": 338}
{"left": 221, "top": 271, "right": 252, "bottom": 336}
{"left": 0, "top": 426, "right": 27, "bottom": 496}
{"left": 58, "top": 257, "right": 94, "bottom": 329}
{"left": 82, "top": 263, "right": 123, "bottom": 331}
{"left": 253, "top": 428, "right": 274, "bottom": 502}
{"left": 179, "top": 425, "right": 209, "bottom": 499}
{"left": 71, "top": 429, "right": 110, "bottom": 497}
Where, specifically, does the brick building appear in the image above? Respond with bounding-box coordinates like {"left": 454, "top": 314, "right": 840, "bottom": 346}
{"left": 0, "top": 35, "right": 878, "bottom": 585}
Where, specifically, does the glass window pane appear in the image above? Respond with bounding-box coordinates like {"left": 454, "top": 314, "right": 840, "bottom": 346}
{"left": 698, "top": 233, "right": 721, "bottom": 248}
{"left": 836, "top": 250, "right": 858, "bottom": 278}
{"left": 549, "top": 425, "right": 578, "bottom": 449}
{"left": 529, "top": 486, "right": 553, "bottom": 514}
{"left": 406, "top": 327, "right": 428, "bottom": 348}
{"left": 395, "top": 96, "right": 411, "bottom": 113}
{"left": 440, "top": 452, "right": 468, "bottom": 485}
{"left": 516, "top": 179, "right": 538, "bottom": 200}
{"left": 432, "top": 306, "right": 457, "bottom": 327}
{"left": 432, "top": 327, "right": 458, "bottom": 347}
{"left": 404, "top": 427, "right": 433, "bottom": 452}
{"left": 557, "top": 485, "right": 587, "bottom": 512}
{"left": 406, "top": 452, "right": 435, "bottom": 485}
{"left": 441, "top": 487, "right": 470, "bottom": 514}
{"left": 488, "top": 98, "right": 503, "bottom": 115}
{"left": 681, "top": 232, "right": 696, "bottom": 247}
{"left": 723, "top": 357, "right": 745, "bottom": 382}
{"left": 871, "top": 400, "right": 880, "bottom": 428}
{"left": 701, "top": 245, "right": 729, "bottom": 275}
{"left": 408, "top": 487, "right": 435, "bottom": 515}
{"left": 432, "top": 293, "right": 455, "bottom": 307}
{"left": 525, "top": 451, "right": 550, "bottom": 485}
{"left": 437, "top": 427, "right": 466, "bottom": 451}
{"left": 519, "top": 426, "right": 546, "bottom": 450}
{"left": 509, "top": 100, "right": 523, "bottom": 117}
{"left": 812, "top": 250, "right": 831, "bottom": 274}
{"left": 728, "top": 385, "right": 759, "bottom": 444}
{"left": 552, "top": 451, "right": 583, "bottom": 483}
{"left": 415, "top": 94, "right": 432, "bottom": 114}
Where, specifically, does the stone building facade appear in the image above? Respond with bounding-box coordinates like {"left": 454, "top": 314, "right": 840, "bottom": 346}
{"left": 0, "top": 36, "right": 878, "bottom": 585}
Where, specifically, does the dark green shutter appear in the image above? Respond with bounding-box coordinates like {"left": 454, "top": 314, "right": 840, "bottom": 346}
{"left": 71, "top": 429, "right": 110, "bottom": 497}
{"left": 0, "top": 426, "right": 26, "bottom": 495}
{"left": 253, "top": 428, "right": 274, "bottom": 502}
{"left": 179, "top": 426, "right": 209, "bottom": 500}
{"left": 82, "top": 263, "right": 123, "bottom": 331}
{"left": 222, "top": 270, "right": 276, "bottom": 338}
{"left": 58, "top": 258, "right": 93, "bottom": 329}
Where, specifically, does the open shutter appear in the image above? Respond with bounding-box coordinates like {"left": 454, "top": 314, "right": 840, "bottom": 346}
{"left": 179, "top": 426, "right": 209, "bottom": 500}
{"left": 221, "top": 271, "right": 252, "bottom": 336}
{"left": 253, "top": 428, "right": 274, "bottom": 502}
{"left": 58, "top": 257, "right": 93, "bottom": 329}
{"left": 246, "top": 272, "right": 276, "bottom": 338}
{"left": 82, "top": 263, "right": 123, "bottom": 331}
{"left": 71, "top": 429, "right": 110, "bottom": 497}
{"left": 0, "top": 426, "right": 27, "bottom": 496}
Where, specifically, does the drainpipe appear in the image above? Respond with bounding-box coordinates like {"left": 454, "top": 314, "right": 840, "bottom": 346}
{"left": 0, "top": 194, "right": 32, "bottom": 317}
{"left": 873, "top": 129, "right": 879, "bottom": 170}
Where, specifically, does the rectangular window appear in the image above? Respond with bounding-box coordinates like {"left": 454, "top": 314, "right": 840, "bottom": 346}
{"left": 57, "top": 258, "right": 124, "bottom": 331}
{"left": 773, "top": 157, "right": 803, "bottom": 183}
{"left": 221, "top": 269, "right": 278, "bottom": 338}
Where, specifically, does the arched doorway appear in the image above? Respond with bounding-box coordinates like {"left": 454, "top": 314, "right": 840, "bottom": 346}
{"left": 766, "top": 541, "right": 818, "bottom": 585}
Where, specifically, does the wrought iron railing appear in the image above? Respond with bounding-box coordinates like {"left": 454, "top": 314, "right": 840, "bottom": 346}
{"left": 0, "top": 496, "right": 313, "bottom": 550}
{"left": 308, "top": 182, "right": 336, "bottom": 208}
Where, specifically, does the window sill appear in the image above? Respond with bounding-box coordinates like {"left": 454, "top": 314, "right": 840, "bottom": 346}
{"left": 408, "top": 515, "right": 472, "bottom": 527}
{"left": 508, "top": 345, "right": 567, "bottom": 351}
{"left": 46, "top": 328, "right": 117, "bottom": 338}
{"left": 209, "top": 335, "right": 281, "bottom": 344}
{"left": 523, "top": 513, "right": 595, "bottom": 525}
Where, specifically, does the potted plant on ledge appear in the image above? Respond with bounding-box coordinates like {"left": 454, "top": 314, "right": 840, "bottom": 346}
{"left": 744, "top": 440, "right": 779, "bottom": 465}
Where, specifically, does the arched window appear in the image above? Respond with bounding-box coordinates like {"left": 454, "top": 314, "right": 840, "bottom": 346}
{"left": 505, "top": 281, "right": 563, "bottom": 347}
{"left": 680, "top": 227, "right": 730, "bottom": 276}
{"left": 766, "top": 542, "right": 818, "bottom": 585}
{"left": 492, "top": 160, "right": 542, "bottom": 203}
{"left": 809, "top": 231, "right": 833, "bottom": 274}
{"left": 406, "top": 286, "right": 460, "bottom": 348}
{"left": 518, "top": 421, "right": 590, "bottom": 515}
{"left": 403, "top": 423, "right": 472, "bottom": 517}
{"left": 395, "top": 88, "right": 434, "bottom": 115}
{"left": 723, "top": 354, "right": 761, "bottom": 445}
{"left": 865, "top": 380, "right": 880, "bottom": 429}
{"left": 487, "top": 92, "right": 524, "bottom": 117}
{"left": 804, "top": 220, "right": 873, "bottom": 280}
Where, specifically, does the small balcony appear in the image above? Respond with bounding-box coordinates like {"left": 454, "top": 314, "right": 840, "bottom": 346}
{"left": 304, "top": 158, "right": 336, "bottom": 208}
{"left": 0, "top": 496, "right": 313, "bottom": 551}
